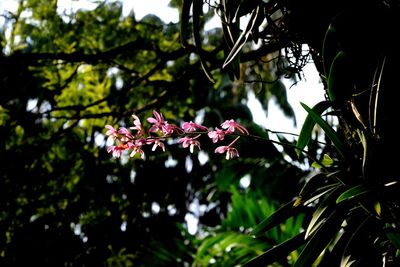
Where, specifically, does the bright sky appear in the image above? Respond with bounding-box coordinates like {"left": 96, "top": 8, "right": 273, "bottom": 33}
{"left": 0, "top": 0, "right": 179, "bottom": 23}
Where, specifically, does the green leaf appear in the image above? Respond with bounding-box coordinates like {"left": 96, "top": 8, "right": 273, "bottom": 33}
{"left": 305, "top": 186, "right": 342, "bottom": 239}
{"left": 297, "top": 173, "right": 329, "bottom": 200}
{"left": 222, "top": 21, "right": 241, "bottom": 80}
{"left": 340, "top": 255, "right": 356, "bottom": 267}
{"left": 242, "top": 232, "right": 306, "bottom": 267}
{"left": 312, "top": 154, "right": 334, "bottom": 168}
{"left": 386, "top": 232, "right": 400, "bottom": 250}
{"left": 305, "top": 206, "right": 328, "bottom": 239}
{"left": 300, "top": 102, "right": 345, "bottom": 157}
{"left": 336, "top": 184, "right": 370, "bottom": 204}
{"left": 296, "top": 172, "right": 342, "bottom": 207}
{"left": 251, "top": 200, "right": 297, "bottom": 237}
{"left": 374, "top": 201, "right": 381, "bottom": 217}
{"left": 321, "top": 154, "right": 334, "bottom": 167}
{"left": 195, "top": 233, "right": 227, "bottom": 261}
{"left": 296, "top": 100, "right": 331, "bottom": 156}
{"left": 222, "top": 6, "right": 261, "bottom": 69}
{"left": 302, "top": 185, "right": 338, "bottom": 206}
{"left": 322, "top": 24, "right": 338, "bottom": 76}
{"left": 327, "top": 51, "right": 351, "bottom": 102}
{"left": 356, "top": 129, "right": 368, "bottom": 176}
{"left": 294, "top": 210, "right": 344, "bottom": 267}
{"left": 195, "top": 232, "right": 268, "bottom": 266}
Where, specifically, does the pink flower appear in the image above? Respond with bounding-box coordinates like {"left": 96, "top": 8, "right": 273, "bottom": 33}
{"left": 162, "top": 123, "right": 183, "bottom": 136}
{"left": 221, "top": 120, "right": 249, "bottom": 135}
{"left": 128, "top": 140, "right": 146, "bottom": 159}
{"left": 207, "top": 127, "right": 225, "bottom": 143}
{"left": 182, "top": 121, "right": 208, "bottom": 133}
{"left": 214, "top": 146, "right": 239, "bottom": 160}
{"left": 105, "top": 125, "right": 118, "bottom": 139}
{"left": 129, "top": 147, "right": 146, "bottom": 159}
{"left": 118, "top": 127, "right": 134, "bottom": 141}
{"left": 214, "top": 136, "right": 241, "bottom": 160}
{"left": 130, "top": 114, "right": 145, "bottom": 136}
{"left": 147, "top": 110, "right": 182, "bottom": 136}
{"left": 107, "top": 145, "right": 125, "bottom": 158}
{"left": 146, "top": 138, "right": 166, "bottom": 152}
{"left": 147, "top": 110, "right": 167, "bottom": 133}
{"left": 134, "top": 138, "right": 147, "bottom": 147}
{"left": 178, "top": 135, "right": 201, "bottom": 153}
{"left": 105, "top": 112, "right": 247, "bottom": 161}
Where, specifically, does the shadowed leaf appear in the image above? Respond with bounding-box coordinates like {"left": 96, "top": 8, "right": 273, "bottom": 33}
{"left": 296, "top": 100, "right": 331, "bottom": 156}
{"left": 300, "top": 102, "right": 345, "bottom": 157}
{"left": 251, "top": 200, "right": 297, "bottom": 237}
{"left": 242, "top": 232, "right": 306, "bottom": 267}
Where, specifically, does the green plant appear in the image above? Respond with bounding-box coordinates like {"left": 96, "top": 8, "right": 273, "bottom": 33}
{"left": 177, "top": 1, "right": 400, "bottom": 266}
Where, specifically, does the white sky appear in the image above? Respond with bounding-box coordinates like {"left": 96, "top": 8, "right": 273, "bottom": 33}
{"left": 261, "top": 63, "right": 325, "bottom": 136}
{"left": 0, "top": 0, "right": 179, "bottom": 23}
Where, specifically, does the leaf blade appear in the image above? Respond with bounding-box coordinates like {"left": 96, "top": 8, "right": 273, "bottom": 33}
{"left": 336, "top": 184, "right": 370, "bottom": 204}
{"left": 242, "top": 232, "right": 306, "bottom": 267}
{"left": 251, "top": 200, "right": 297, "bottom": 237}
{"left": 300, "top": 102, "right": 345, "bottom": 157}
{"left": 296, "top": 100, "right": 331, "bottom": 156}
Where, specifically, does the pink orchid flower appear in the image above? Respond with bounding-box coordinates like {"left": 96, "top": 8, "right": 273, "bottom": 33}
{"left": 130, "top": 114, "right": 145, "bottom": 136}
{"left": 182, "top": 121, "right": 208, "bottom": 133}
{"left": 207, "top": 127, "right": 225, "bottom": 143}
{"left": 106, "top": 145, "right": 125, "bottom": 158}
{"left": 118, "top": 127, "right": 134, "bottom": 141}
{"left": 147, "top": 110, "right": 182, "bottom": 136}
{"left": 147, "top": 110, "right": 167, "bottom": 133}
{"left": 127, "top": 140, "right": 146, "bottom": 159}
{"left": 106, "top": 110, "right": 249, "bottom": 161}
{"left": 214, "top": 145, "right": 239, "bottom": 160}
{"left": 221, "top": 119, "right": 249, "bottom": 135}
{"left": 162, "top": 123, "right": 183, "bottom": 136}
{"left": 105, "top": 125, "right": 118, "bottom": 139}
{"left": 146, "top": 138, "right": 166, "bottom": 152}
{"left": 214, "top": 136, "right": 241, "bottom": 159}
{"left": 129, "top": 147, "right": 146, "bottom": 159}
{"left": 178, "top": 135, "right": 201, "bottom": 153}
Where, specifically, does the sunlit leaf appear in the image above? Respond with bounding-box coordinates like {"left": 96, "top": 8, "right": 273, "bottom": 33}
{"left": 222, "top": 6, "right": 261, "bottom": 69}
{"left": 302, "top": 185, "right": 338, "bottom": 206}
{"left": 304, "top": 186, "right": 342, "bottom": 239}
{"left": 340, "top": 255, "right": 356, "bottom": 267}
{"left": 194, "top": 232, "right": 268, "bottom": 266}
{"left": 305, "top": 206, "right": 328, "bottom": 239}
{"left": 311, "top": 154, "right": 334, "bottom": 168}
{"left": 294, "top": 210, "right": 344, "bottom": 267}
{"left": 374, "top": 201, "right": 381, "bottom": 217}
{"left": 336, "top": 184, "right": 370, "bottom": 204}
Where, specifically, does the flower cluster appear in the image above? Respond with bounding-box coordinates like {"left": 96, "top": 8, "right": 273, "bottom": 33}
{"left": 105, "top": 110, "right": 249, "bottom": 160}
